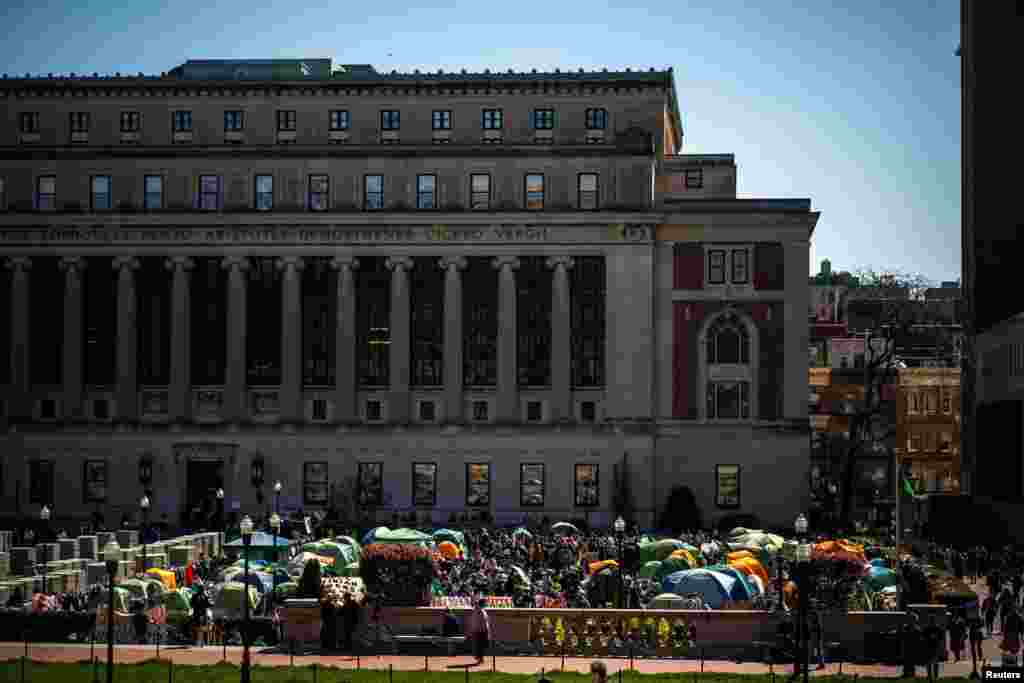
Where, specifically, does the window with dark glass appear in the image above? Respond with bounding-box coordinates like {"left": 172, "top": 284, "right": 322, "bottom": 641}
{"left": 578, "top": 173, "right": 598, "bottom": 210}
{"left": 357, "top": 463, "right": 383, "bottom": 506}
{"left": 706, "top": 382, "right": 750, "bottom": 420}
{"left": 416, "top": 174, "right": 436, "bottom": 209}
{"left": 69, "top": 112, "right": 90, "bottom": 132}
{"left": 472, "top": 400, "right": 489, "bottom": 421}
{"left": 463, "top": 257, "right": 498, "bottom": 386}
{"left": 432, "top": 110, "right": 451, "bottom": 130}
{"left": 366, "top": 399, "right": 383, "bottom": 421}
{"left": 470, "top": 174, "right": 490, "bottom": 210}
{"left": 172, "top": 110, "right": 192, "bottom": 131}
{"left": 308, "top": 174, "right": 328, "bottom": 211}
{"left": 36, "top": 176, "right": 56, "bottom": 210}
{"left": 120, "top": 111, "right": 140, "bottom": 132}
{"left": 224, "top": 110, "right": 244, "bottom": 131}
{"left": 525, "top": 174, "right": 544, "bottom": 210}
{"left": 707, "top": 250, "right": 726, "bottom": 284}
{"left": 380, "top": 110, "right": 400, "bottom": 130}
{"left": 277, "top": 110, "right": 296, "bottom": 131}
{"left": 0, "top": 267, "right": 9, "bottom": 384}
{"left": 247, "top": 257, "right": 282, "bottom": 385}
{"left": 19, "top": 112, "right": 40, "bottom": 133}
{"left": 466, "top": 463, "right": 491, "bottom": 507}
{"left": 83, "top": 258, "right": 116, "bottom": 386}
{"left": 706, "top": 316, "right": 750, "bottom": 364}
{"left": 585, "top": 108, "right": 608, "bottom": 130}
{"left": 574, "top": 463, "right": 599, "bottom": 507}
{"left": 190, "top": 258, "right": 226, "bottom": 385}
{"left": 520, "top": 464, "right": 545, "bottom": 506}
{"left": 532, "top": 108, "right": 555, "bottom": 129}
{"left": 198, "top": 175, "right": 221, "bottom": 211}
{"left": 481, "top": 109, "right": 503, "bottom": 129}
{"left": 685, "top": 168, "right": 703, "bottom": 189}
{"left": 83, "top": 460, "right": 107, "bottom": 504}
{"left": 517, "top": 256, "right": 551, "bottom": 387}
{"left": 29, "top": 460, "right": 54, "bottom": 505}
{"left": 329, "top": 110, "right": 350, "bottom": 130}
{"left": 255, "top": 175, "right": 273, "bottom": 210}
{"left": 357, "top": 257, "right": 390, "bottom": 386}
{"left": 364, "top": 175, "right": 384, "bottom": 210}
{"left": 303, "top": 462, "right": 329, "bottom": 506}
{"left": 526, "top": 401, "right": 543, "bottom": 422}
{"left": 0, "top": 178, "right": 5, "bottom": 211}
{"left": 705, "top": 312, "right": 751, "bottom": 420}
{"left": 144, "top": 175, "right": 163, "bottom": 210}
{"left": 302, "top": 258, "right": 335, "bottom": 386}
{"left": 731, "top": 249, "right": 749, "bottom": 284}
{"left": 413, "top": 463, "right": 437, "bottom": 506}
{"left": 30, "top": 258, "right": 62, "bottom": 385}
{"left": 580, "top": 401, "right": 596, "bottom": 423}
{"left": 90, "top": 176, "right": 111, "bottom": 210}
{"left": 137, "top": 258, "right": 170, "bottom": 384}
{"left": 418, "top": 401, "right": 436, "bottom": 422}
{"left": 410, "top": 258, "right": 444, "bottom": 387}
{"left": 570, "top": 256, "right": 606, "bottom": 388}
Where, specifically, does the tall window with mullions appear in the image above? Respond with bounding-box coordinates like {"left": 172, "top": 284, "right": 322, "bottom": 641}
{"left": 82, "top": 257, "right": 117, "bottom": 386}
{"left": 190, "top": 257, "right": 226, "bottom": 385}
{"left": 302, "top": 258, "right": 336, "bottom": 386}
{"left": 30, "top": 257, "right": 62, "bottom": 386}
{"left": 570, "top": 256, "right": 606, "bottom": 388}
{"left": 462, "top": 257, "right": 498, "bottom": 387}
{"left": 517, "top": 256, "right": 552, "bottom": 387}
{"left": 410, "top": 257, "right": 444, "bottom": 387}
{"left": 0, "top": 268, "right": 9, "bottom": 384}
{"left": 136, "top": 258, "right": 170, "bottom": 385}
{"left": 356, "top": 257, "right": 391, "bottom": 387}
{"left": 247, "top": 257, "right": 282, "bottom": 386}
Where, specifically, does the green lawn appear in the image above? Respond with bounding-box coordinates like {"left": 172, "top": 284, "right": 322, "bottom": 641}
{"left": 0, "top": 660, "right": 975, "bottom": 683}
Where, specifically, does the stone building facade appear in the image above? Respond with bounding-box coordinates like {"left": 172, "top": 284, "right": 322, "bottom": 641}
{"left": 0, "top": 59, "right": 816, "bottom": 531}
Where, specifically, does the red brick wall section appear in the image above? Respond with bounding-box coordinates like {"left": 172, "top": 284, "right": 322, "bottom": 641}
{"left": 673, "top": 302, "right": 703, "bottom": 418}
{"left": 673, "top": 244, "right": 704, "bottom": 290}
{"left": 753, "top": 243, "right": 785, "bottom": 290}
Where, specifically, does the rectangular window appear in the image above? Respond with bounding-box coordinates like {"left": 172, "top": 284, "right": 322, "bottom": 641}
{"left": 731, "top": 249, "right": 749, "bottom": 284}
{"left": 413, "top": 463, "right": 437, "bottom": 507}
{"left": 470, "top": 174, "right": 491, "bottom": 210}
{"left": 685, "top": 168, "right": 704, "bottom": 189}
{"left": 942, "top": 394, "right": 952, "bottom": 414}
{"left": 19, "top": 112, "right": 40, "bottom": 133}
{"left": 36, "top": 176, "right": 56, "bottom": 211}
{"left": 255, "top": 175, "right": 274, "bottom": 210}
{"left": 364, "top": 175, "right": 383, "bottom": 210}
{"left": 432, "top": 110, "right": 451, "bottom": 130}
{"left": 585, "top": 108, "right": 608, "bottom": 130}
{"left": 580, "top": 401, "right": 597, "bottom": 423}
{"left": 708, "top": 250, "right": 726, "bottom": 284}
{"left": 578, "top": 173, "right": 599, "bottom": 210}
{"left": 520, "top": 463, "right": 545, "bottom": 507}
{"left": 83, "top": 460, "right": 107, "bottom": 504}
{"left": 69, "top": 112, "right": 90, "bottom": 132}
{"left": 525, "top": 174, "right": 544, "bottom": 210}
{"left": 198, "top": 175, "right": 221, "bottom": 211}
{"left": 532, "top": 108, "right": 555, "bottom": 129}
{"left": 715, "top": 464, "right": 740, "bottom": 508}
{"left": 380, "top": 110, "right": 400, "bottom": 130}
{"left": 466, "top": 463, "right": 491, "bottom": 507}
{"left": 357, "top": 463, "right": 383, "bottom": 506}
{"left": 120, "top": 111, "right": 140, "bottom": 132}
{"left": 277, "top": 110, "right": 296, "bottom": 131}
{"left": 574, "top": 463, "right": 599, "bottom": 507}
{"left": 308, "top": 174, "right": 329, "bottom": 211}
{"left": 416, "top": 174, "right": 436, "bottom": 209}
{"left": 366, "top": 399, "right": 383, "bottom": 421}
{"left": 570, "top": 257, "right": 606, "bottom": 388}
{"left": 418, "top": 400, "right": 436, "bottom": 422}
{"left": 706, "top": 381, "right": 751, "bottom": 419}
{"left": 144, "top": 175, "right": 163, "bottom": 210}
{"left": 526, "top": 401, "right": 543, "bottom": 422}
{"left": 224, "top": 110, "right": 244, "bottom": 131}
{"left": 329, "top": 110, "right": 350, "bottom": 130}
{"left": 481, "top": 109, "right": 503, "bottom": 129}
{"left": 0, "top": 177, "right": 5, "bottom": 210}
{"left": 303, "top": 462, "right": 329, "bottom": 506}
{"left": 91, "top": 175, "right": 112, "bottom": 210}
{"left": 29, "top": 460, "right": 54, "bottom": 505}
{"left": 472, "top": 400, "right": 489, "bottom": 421}
{"left": 172, "top": 110, "right": 192, "bottom": 132}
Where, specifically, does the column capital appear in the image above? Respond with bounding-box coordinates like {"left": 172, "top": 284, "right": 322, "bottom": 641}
{"left": 492, "top": 256, "right": 520, "bottom": 271}
{"left": 221, "top": 256, "right": 250, "bottom": 271}
{"left": 164, "top": 256, "right": 195, "bottom": 272}
{"left": 546, "top": 255, "right": 575, "bottom": 271}
{"left": 385, "top": 256, "right": 414, "bottom": 272}
{"left": 112, "top": 256, "right": 140, "bottom": 272}
{"left": 276, "top": 256, "right": 305, "bottom": 272}
{"left": 4, "top": 256, "right": 32, "bottom": 272}
{"left": 438, "top": 255, "right": 468, "bottom": 272}
{"left": 58, "top": 255, "right": 86, "bottom": 272}
{"left": 330, "top": 255, "right": 360, "bottom": 272}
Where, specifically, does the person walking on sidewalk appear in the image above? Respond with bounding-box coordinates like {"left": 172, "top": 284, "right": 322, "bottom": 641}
{"left": 468, "top": 597, "right": 491, "bottom": 665}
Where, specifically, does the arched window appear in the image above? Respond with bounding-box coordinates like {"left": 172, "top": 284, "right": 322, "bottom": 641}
{"left": 702, "top": 310, "right": 755, "bottom": 420}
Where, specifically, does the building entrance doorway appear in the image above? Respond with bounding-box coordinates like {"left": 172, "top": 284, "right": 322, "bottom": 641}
{"left": 186, "top": 459, "right": 224, "bottom": 530}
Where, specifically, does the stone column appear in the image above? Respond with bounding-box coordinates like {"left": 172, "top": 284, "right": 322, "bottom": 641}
{"left": 439, "top": 256, "right": 467, "bottom": 424}
{"left": 165, "top": 256, "right": 194, "bottom": 424}
{"left": 5, "top": 257, "right": 31, "bottom": 420}
{"left": 547, "top": 256, "right": 574, "bottom": 422}
{"left": 493, "top": 256, "right": 520, "bottom": 423}
{"left": 330, "top": 256, "right": 359, "bottom": 424}
{"left": 783, "top": 240, "right": 811, "bottom": 421}
{"left": 385, "top": 257, "right": 413, "bottom": 424}
{"left": 59, "top": 256, "right": 86, "bottom": 420}
{"left": 113, "top": 256, "right": 140, "bottom": 423}
{"left": 222, "top": 256, "right": 249, "bottom": 424}
{"left": 277, "top": 256, "right": 304, "bottom": 424}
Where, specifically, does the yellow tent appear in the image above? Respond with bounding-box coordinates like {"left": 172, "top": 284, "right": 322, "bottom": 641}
{"left": 145, "top": 568, "right": 177, "bottom": 591}
{"left": 669, "top": 548, "right": 699, "bottom": 568}
{"left": 588, "top": 559, "right": 619, "bottom": 575}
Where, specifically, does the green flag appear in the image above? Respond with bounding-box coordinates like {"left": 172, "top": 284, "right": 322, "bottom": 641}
{"left": 902, "top": 478, "right": 916, "bottom": 498}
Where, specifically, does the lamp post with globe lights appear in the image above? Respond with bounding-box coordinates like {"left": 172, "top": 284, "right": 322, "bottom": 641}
{"left": 139, "top": 495, "right": 150, "bottom": 575}
{"left": 614, "top": 516, "right": 626, "bottom": 608}
{"left": 240, "top": 515, "right": 254, "bottom": 683}
{"left": 274, "top": 481, "right": 282, "bottom": 517}
{"left": 39, "top": 505, "right": 51, "bottom": 595}
{"left": 103, "top": 540, "right": 120, "bottom": 683}
{"left": 270, "top": 513, "right": 282, "bottom": 594}
{"left": 790, "top": 514, "right": 813, "bottom": 683}
{"left": 215, "top": 488, "right": 225, "bottom": 555}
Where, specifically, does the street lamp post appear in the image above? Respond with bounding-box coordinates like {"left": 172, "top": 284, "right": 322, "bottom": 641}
{"left": 39, "top": 505, "right": 51, "bottom": 595}
{"left": 215, "top": 488, "right": 225, "bottom": 557}
{"left": 140, "top": 495, "right": 150, "bottom": 576}
{"left": 270, "top": 513, "right": 282, "bottom": 595}
{"left": 614, "top": 516, "right": 625, "bottom": 609}
{"left": 103, "top": 540, "right": 121, "bottom": 683}
{"left": 274, "top": 481, "right": 282, "bottom": 518}
{"left": 240, "top": 515, "right": 254, "bottom": 683}
{"left": 792, "top": 514, "right": 811, "bottom": 683}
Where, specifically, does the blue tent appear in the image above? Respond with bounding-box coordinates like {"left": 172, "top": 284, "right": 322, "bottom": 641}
{"left": 870, "top": 558, "right": 888, "bottom": 568}
{"left": 661, "top": 569, "right": 735, "bottom": 609}
{"left": 225, "top": 532, "right": 290, "bottom": 549}
{"left": 704, "top": 564, "right": 754, "bottom": 601}
{"left": 362, "top": 526, "right": 389, "bottom": 545}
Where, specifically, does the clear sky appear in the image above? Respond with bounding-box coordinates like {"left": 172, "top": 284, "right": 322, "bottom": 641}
{"left": 3, "top": 0, "right": 961, "bottom": 282}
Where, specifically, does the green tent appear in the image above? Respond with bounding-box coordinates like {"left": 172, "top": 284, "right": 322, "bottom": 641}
{"left": 215, "top": 582, "right": 259, "bottom": 612}
{"left": 372, "top": 528, "right": 433, "bottom": 545}
{"left": 639, "top": 560, "right": 663, "bottom": 579}
{"left": 274, "top": 581, "right": 298, "bottom": 597}
{"left": 655, "top": 556, "right": 693, "bottom": 580}
{"left": 640, "top": 539, "right": 686, "bottom": 563}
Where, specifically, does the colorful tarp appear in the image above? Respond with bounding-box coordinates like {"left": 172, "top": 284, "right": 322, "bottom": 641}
{"left": 661, "top": 569, "right": 735, "bottom": 609}
{"left": 145, "top": 568, "right": 177, "bottom": 591}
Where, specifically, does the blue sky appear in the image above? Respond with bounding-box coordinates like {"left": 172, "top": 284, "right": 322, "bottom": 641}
{"left": 3, "top": 0, "right": 961, "bottom": 282}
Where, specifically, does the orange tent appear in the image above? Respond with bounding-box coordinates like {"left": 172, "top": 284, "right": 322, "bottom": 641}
{"left": 730, "top": 556, "right": 770, "bottom": 587}
{"left": 812, "top": 539, "right": 865, "bottom": 564}
{"left": 588, "top": 560, "right": 619, "bottom": 575}
{"left": 437, "top": 541, "right": 461, "bottom": 560}
{"left": 726, "top": 550, "right": 756, "bottom": 563}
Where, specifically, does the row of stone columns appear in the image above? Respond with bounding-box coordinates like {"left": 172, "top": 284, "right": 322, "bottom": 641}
{"left": 5, "top": 253, "right": 579, "bottom": 425}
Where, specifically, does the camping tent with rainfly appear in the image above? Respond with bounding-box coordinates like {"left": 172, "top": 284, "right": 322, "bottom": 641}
{"left": 704, "top": 564, "right": 755, "bottom": 602}
{"left": 368, "top": 528, "right": 434, "bottom": 546}
{"left": 640, "top": 539, "right": 686, "bottom": 563}
{"left": 655, "top": 557, "right": 693, "bottom": 581}
{"left": 662, "top": 569, "right": 735, "bottom": 609}
{"left": 639, "top": 561, "right": 663, "bottom": 579}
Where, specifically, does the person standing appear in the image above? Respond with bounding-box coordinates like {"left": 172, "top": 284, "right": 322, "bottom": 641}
{"left": 809, "top": 611, "right": 826, "bottom": 670}
{"left": 969, "top": 612, "right": 984, "bottom": 668}
{"left": 984, "top": 594, "right": 997, "bottom": 636}
{"left": 468, "top": 597, "right": 491, "bottom": 665}
{"left": 948, "top": 610, "right": 966, "bottom": 662}
{"left": 589, "top": 660, "right": 608, "bottom": 683}
{"left": 1002, "top": 606, "right": 1022, "bottom": 667}
{"left": 922, "top": 615, "right": 945, "bottom": 681}
{"left": 341, "top": 593, "right": 359, "bottom": 651}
